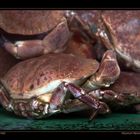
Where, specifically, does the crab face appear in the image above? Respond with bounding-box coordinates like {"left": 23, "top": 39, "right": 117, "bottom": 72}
{"left": 0, "top": 10, "right": 71, "bottom": 59}
{"left": 0, "top": 51, "right": 120, "bottom": 119}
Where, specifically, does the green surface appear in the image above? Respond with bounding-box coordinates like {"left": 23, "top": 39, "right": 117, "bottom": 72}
{"left": 0, "top": 108, "right": 140, "bottom": 130}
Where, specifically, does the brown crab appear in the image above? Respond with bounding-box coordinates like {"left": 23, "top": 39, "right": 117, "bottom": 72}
{"left": 71, "top": 10, "right": 140, "bottom": 72}
{"left": 0, "top": 10, "right": 95, "bottom": 60}
{"left": 0, "top": 10, "right": 71, "bottom": 59}
{"left": 0, "top": 51, "right": 120, "bottom": 119}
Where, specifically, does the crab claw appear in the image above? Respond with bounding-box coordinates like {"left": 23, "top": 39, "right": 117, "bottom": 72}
{"left": 4, "top": 40, "right": 44, "bottom": 59}
{"left": 83, "top": 50, "right": 120, "bottom": 91}
{"left": 2, "top": 18, "right": 70, "bottom": 60}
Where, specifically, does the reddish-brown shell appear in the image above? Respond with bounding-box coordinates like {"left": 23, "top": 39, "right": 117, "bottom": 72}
{"left": 0, "top": 10, "right": 64, "bottom": 35}
{"left": 102, "top": 10, "right": 140, "bottom": 67}
{"left": 1, "top": 53, "right": 99, "bottom": 98}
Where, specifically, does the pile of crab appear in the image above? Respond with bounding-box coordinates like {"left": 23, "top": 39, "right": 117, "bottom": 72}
{"left": 0, "top": 10, "right": 140, "bottom": 120}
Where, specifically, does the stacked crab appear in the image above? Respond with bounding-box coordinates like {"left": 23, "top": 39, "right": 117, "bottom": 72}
{"left": 0, "top": 10, "right": 140, "bottom": 119}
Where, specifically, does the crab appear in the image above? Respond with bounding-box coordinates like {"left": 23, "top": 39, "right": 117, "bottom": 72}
{"left": 71, "top": 10, "right": 140, "bottom": 72}
{"left": 0, "top": 10, "right": 70, "bottom": 59}
{"left": 0, "top": 10, "right": 96, "bottom": 60}
{"left": 0, "top": 51, "right": 120, "bottom": 119}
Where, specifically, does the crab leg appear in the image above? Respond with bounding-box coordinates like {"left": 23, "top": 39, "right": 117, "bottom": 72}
{"left": 83, "top": 50, "right": 120, "bottom": 91}
{"left": 63, "top": 88, "right": 140, "bottom": 116}
{"left": 62, "top": 99, "right": 90, "bottom": 113}
{"left": 3, "top": 39, "right": 44, "bottom": 59}
{"left": 88, "top": 89, "right": 122, "bottom": 103}
{"left": 0, "top": 85, "right": 12, "bottom": 111}
{"left": 62, "top": 99, "right": 100, "bottom": 120}
{"left": 88, "top": 89, "right": 140, "bottom": 107}
{"left": 63, "top": 82, "right": 110, "bottom": 119}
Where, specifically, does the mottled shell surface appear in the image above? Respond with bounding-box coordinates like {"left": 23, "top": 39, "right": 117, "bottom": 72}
{"left": 102, "top": 10, "right": 140, "bottom": 67}
{"left": 1, "top": 53, "right": 99, "bottom": 99}
{"left": 0, "top": 10, "right": 64, "bottom": 35}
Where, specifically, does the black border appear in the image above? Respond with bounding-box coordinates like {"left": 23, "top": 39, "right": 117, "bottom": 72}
{"left": 1, "top": 131, "right": 140, "bottom": 139}
{"left": 0, "top": 0, "right": 140, "bottom": 9}
{"left": 0, "top": 1, "right": 140, "bottom": 139}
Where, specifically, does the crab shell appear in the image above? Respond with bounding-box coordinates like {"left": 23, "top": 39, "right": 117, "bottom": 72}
{"left": 1, "top": 53, "right": 99, "bottom": 101}
{"left": 0, "top": 10, "right": 64, "bottom": 35}
{"left": 101, "top": 10, "right": 140, "bottom": 70}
